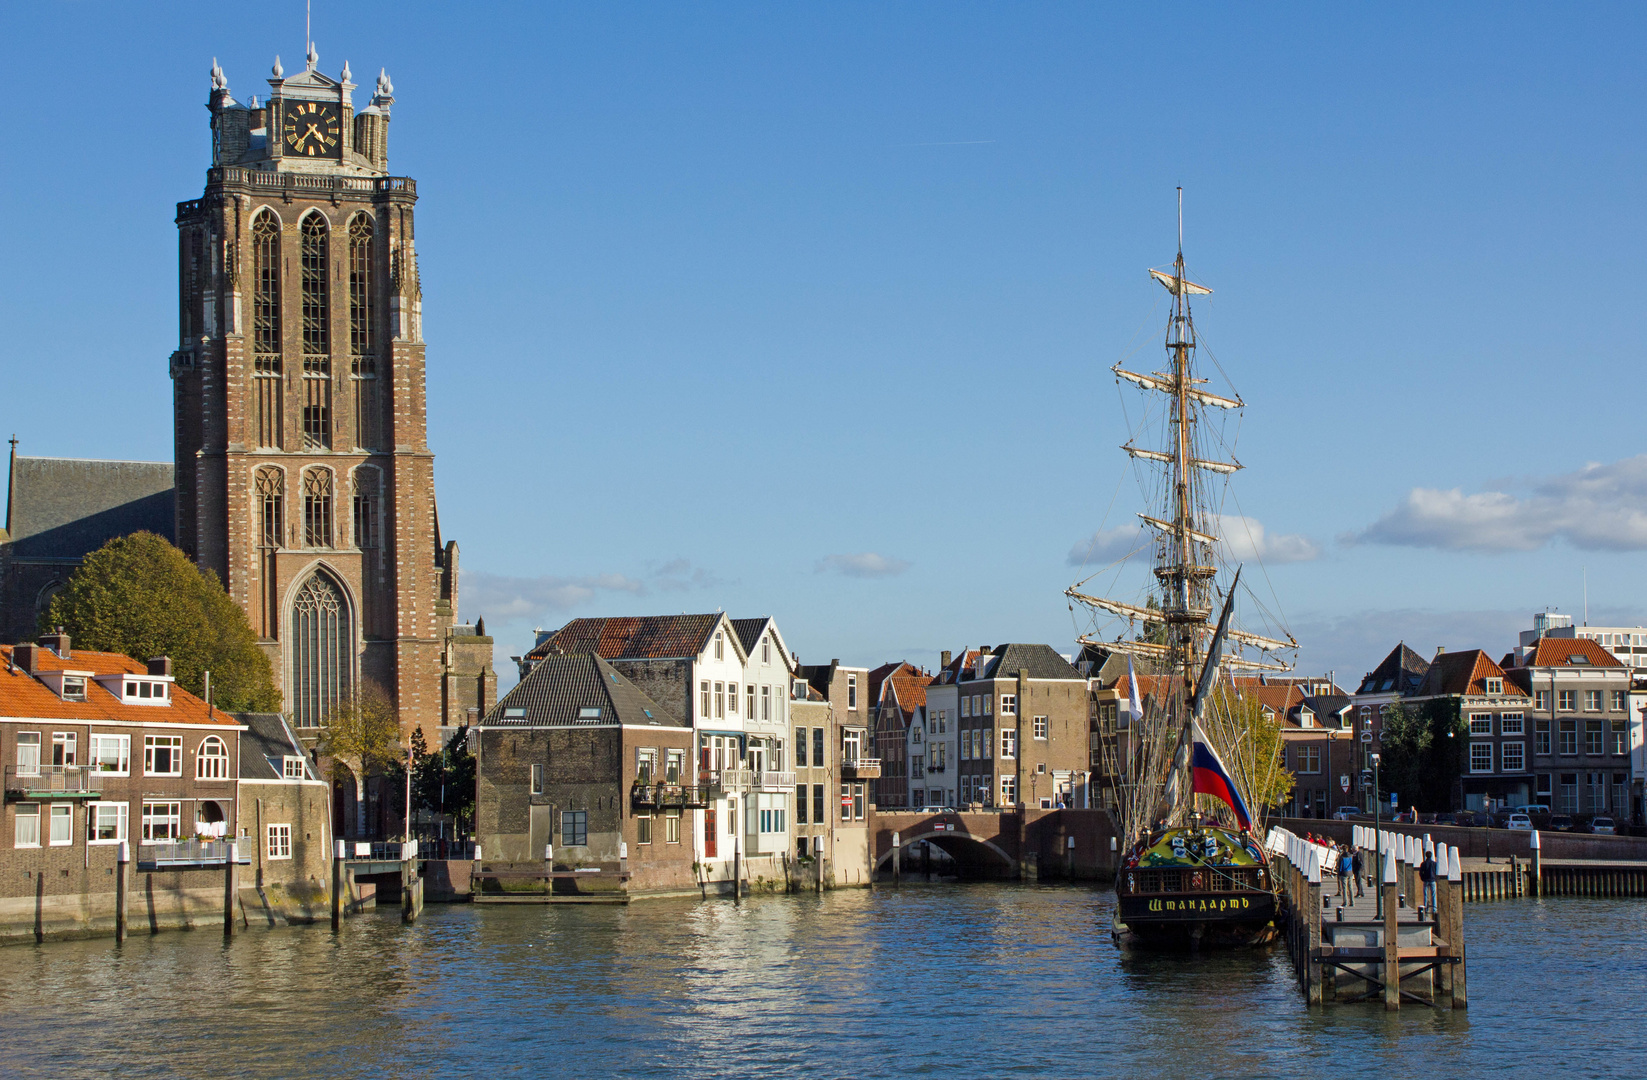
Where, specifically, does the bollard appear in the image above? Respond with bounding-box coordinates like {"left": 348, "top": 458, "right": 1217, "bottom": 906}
{"left": 1435, "top": 845, "right": 1454, "bottom": 1000}
{"left": 893, "top": 832, "right": 901, "bottom": 888}
{"left": 223, "top": 835, "right": 237, "bottom": 940}
{"left": 115, "top": 840, "right": 130, "bottom": 946}
{"left": 402, "top": 838, "right": 420, "bottom": 924}
{"left": 332, "top": 839, "right": 345, "bottom": 931}
{"left": 733, "top": 837, "right": 742, "bottom": 903}
{"left": 1305, "top": 848, "right": 1323, "bottom": 1005}
{"left": 1530, "top": 831, "right": 1542, "bottom": 898}
{"left": 1383, "top": 845, "right": 1399, "bottom": 1011}
{"left": 1447, "top": 847, "right": 1466, "bottom": 1009}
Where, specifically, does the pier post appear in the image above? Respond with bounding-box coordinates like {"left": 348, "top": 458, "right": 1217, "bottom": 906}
{"left": 1305, "top": 848, "right": 1323, "bottom": 1005}
{"left": 1434, "top": 846, "right": 1453, "bottom": 1002}
{"left": 1447, "top": 850, "right": 1466, "bottom": 1009}
{"left": 1529, "top": 831, "right": 1541, "bottom": 897}
{"left": 115, "top": 840, "right": 130, "bottom": 945}
{"left": 331, "top": 839, "right": 345, "bottom": 931}
{"left": 733, "top": 837, "right": 742, "bottom": 903}
{"left": 893, "top": 832, "right": 901, "bottom": 888}
{"left": 1382, "top": 845, "right": 1399, "bottom": 1011}
{"left": 223, "top": 835, "right": 237, "bottom": 940}
{"left": 401, "top": 839, "right": 419, "bottom": 924}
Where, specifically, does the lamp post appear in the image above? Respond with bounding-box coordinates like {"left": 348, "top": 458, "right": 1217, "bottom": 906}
{"left": 1371, "top": 751, "right": 1383, "bottom": 918}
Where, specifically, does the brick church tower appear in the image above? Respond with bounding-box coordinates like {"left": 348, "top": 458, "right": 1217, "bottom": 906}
{"left": 171, "top": 47, "right": 493, "bottom": 745}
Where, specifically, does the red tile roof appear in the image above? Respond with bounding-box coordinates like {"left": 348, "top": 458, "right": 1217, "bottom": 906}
{"left": 527, "top": 615, "right": 725, "bottom": 662}
{"left": 1418, "top": 649, "right": 1529, "bottom": 697}
{"left": 0, "top": 646, "right": 237, "bottom": 726}
{"left": 1518, "top": 637, "right": 1626, "bottom": 669}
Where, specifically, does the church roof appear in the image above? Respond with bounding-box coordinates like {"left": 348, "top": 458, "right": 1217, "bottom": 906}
{"left": 4, "top": 455, "right": 174, "bottom": 559}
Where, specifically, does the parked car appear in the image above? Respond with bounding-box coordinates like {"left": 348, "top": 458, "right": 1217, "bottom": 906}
{"left": 1548, "top": 814, "right": 1575, "bottom": 831}
{"left": 1332, "top": 807, "right": 1363, "bottom": 820}
{"left": 1586, "top": 816, "right": 1618, "bottom": 835}
{"left": 1515, "top": 805, "right": 1552, "bottom": 818}
{"left": 1505, "top": 813, "right": 1533, "bottom": 830}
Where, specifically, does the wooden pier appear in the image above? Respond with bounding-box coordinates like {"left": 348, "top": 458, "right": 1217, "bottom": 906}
{"left": 1269, "top": 826, "right": 1465, "bottom": 1010}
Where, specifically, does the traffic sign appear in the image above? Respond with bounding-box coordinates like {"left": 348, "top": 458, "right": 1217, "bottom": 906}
{"left": 1339, "top": 774, "right": 1350, "bottom": 793}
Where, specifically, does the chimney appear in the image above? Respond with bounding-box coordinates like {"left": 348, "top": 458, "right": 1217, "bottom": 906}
{"left": 38, "top": 629, "right": 70, "bottom": 659}
{"left": 941, "top": 650, "right": 953, "bottom": 669}
{"left": 147, "top": 656, "right": 173, "bottom": 677}
{"left": 13, "top": 643, "right": 39, "bottom": 674}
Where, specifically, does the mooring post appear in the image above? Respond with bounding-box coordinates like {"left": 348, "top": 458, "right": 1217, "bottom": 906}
{"left": 892, "top": 832, "right": 901, "bottom": 889}
{"left": 331, "top": 839, "right": 345, "bottom": 931}
{"left": 115, "top": 839, "right": 130, "bottom": 946}
{"left": 1529, "top": 830, "right": 1541, "bottom": 898}
{"left": 402, "top": 838, "right": 419, "bottom": 924}
{"left": 1448, "top": 848, "right": 1466, "bottom": 1009}
{"left": 1382, "top": 845, "right": 1399, "bottom": 1011}
{"left": 733, "top": 836, "right": 742, "bottom": 903}
{"left": 223, "top": 834, "right": 237, "bottom": 940}
{"left": 816, "top": 846, "right": 824, "bottom": 893}
{"left": 1305, "top": 847, "right": 1323, "bottom": 1006}
{"left": 1434, "top": 845, "right": 1453, "bottom": 1001}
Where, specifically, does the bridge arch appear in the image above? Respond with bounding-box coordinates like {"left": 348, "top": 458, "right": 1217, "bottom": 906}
{"left": 873, "top": 829, "right": 1017, "bottom": 879}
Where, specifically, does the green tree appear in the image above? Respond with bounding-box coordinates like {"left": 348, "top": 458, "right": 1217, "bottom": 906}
{"left": 315, "top": 683, "right": 405, "bottom": 838}
{"left": 42, "top": 531, "right": 279, "bottom": 712}
{"left": 1208, "top": 688, "right": 1295, "bottom": 821}
{"left": 1378, "top": 699, "right": 1465, "bottom": 812}
{"left": 413, "top": 725, "right": 476, "bottom": 835}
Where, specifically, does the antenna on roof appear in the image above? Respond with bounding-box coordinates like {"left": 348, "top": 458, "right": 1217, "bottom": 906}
{"left": 1583, "top": 567, "right": 1588, "bottom": 626}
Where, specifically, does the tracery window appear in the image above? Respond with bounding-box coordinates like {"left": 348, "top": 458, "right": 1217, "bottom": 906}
{"left": 257, "top": 467, "right": 284, "bottom": 547}
{"left": 252, "top": 211, "right": 282, "bottom": 367}
{"left": 348, "top": 215, "right": 380, "bottom": 449}
{"left": 300, "top": 213, "right": 330, "bottom": 368}
{"left": 303, "top": 468, "right": 333, "bottom": 548}
{"left": 291, "top": 571, "right": 350, "bottom": 728}
{"left": 352, "top": 469, "right": 379, "bottom": 550}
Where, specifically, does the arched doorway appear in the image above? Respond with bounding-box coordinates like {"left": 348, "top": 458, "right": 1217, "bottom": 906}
{"left": 290, "top": 569, "right": 351, "bottom": 729}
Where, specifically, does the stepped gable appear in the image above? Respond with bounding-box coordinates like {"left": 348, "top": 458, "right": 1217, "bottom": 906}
{"left": 486, "top": 653, "right": 684, "bottom": 728}
{"left": 1356, "top": 643, "right": 1431, "bottom": 694}
{"left": 527, "top": 614, "right": 723, "bottom": 662}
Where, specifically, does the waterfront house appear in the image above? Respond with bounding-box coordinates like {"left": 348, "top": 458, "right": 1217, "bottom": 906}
{"left": 0, "top": 633, "right": 248, "bottom": 943}
{"left": 869, "top": 661, "right": 931, "bottom": 810}
{"left": 953, "top": 644, "right": 1089, "bottom": 810}
{"left": 1407, "top": 649, "right": 1530, "bottom": 813}
{"left": 1506, "top": 637, "right": 1631, "bottom": 818}
{"left": 235, "top": 712, "right": 332, "bottom": 920}
{"left": 920, "top": 650, "right": 977, "bottom": 810}
{"left": 796, "top": 659, "right": 875, "bottom": 886}
{"left": 474, "top": 652, "right": 697, "bottom": 899}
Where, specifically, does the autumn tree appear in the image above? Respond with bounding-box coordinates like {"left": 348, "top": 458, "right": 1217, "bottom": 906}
{"left": 42, "top": 531, "right": 279, "bottom": 712}
{"left": 314, "top": 683, "right": 405, "bottom": 838}
{"left": 1204, "top": 688, "right": 1295, "bottom": 828}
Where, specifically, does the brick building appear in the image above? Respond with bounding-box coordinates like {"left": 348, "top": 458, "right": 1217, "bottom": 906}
{"left": 954, "top": 644, "right": 1089, "bottom": 810}
{"left": 796, "top": 659, "right": 875, "bottom": 886}
{"left": 1507, "top": 637, "right": 1631, "bottom": 817}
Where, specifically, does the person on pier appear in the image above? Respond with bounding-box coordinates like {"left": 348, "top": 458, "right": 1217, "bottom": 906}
{"left": 1419, "top": 848, "right": 1438, "bottom": 913}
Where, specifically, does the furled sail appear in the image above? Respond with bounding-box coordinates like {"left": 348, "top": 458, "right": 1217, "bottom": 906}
{"left": 1149, "top": 268, "right": 1212, "bottom": 296}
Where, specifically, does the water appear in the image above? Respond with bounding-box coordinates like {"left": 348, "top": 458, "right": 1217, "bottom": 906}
{"left": 4, "top": 885, "right": 1646, "bottom": 1078}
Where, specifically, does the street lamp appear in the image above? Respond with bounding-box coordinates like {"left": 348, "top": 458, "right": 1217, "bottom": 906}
{"left": 1370, "top": 751, "right": 1382, "bottom": 917}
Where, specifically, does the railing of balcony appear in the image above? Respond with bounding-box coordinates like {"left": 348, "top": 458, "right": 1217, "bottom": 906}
{"left": 760, "top": 771, "right": 796, "bottom": 790}
{"left": 137, "top": 838, "right": 251, "bottom": 869}
{"left": 4, "top": 765, "right": 100, "bottom": 798}
{"left": 630, "top": 781, "right": 721, "bottom": 809}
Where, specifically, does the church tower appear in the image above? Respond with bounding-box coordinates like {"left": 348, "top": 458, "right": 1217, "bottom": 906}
{"left": 172, "top": 47, "right": 492, "bottom": 744}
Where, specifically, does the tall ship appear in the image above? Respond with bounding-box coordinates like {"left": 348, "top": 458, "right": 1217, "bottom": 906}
{"left": 1067, "top": 194, "right": 1296, "bottom": 949}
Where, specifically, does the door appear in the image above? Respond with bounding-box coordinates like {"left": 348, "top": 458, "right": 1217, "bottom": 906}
{"left": 704, "top": 805, "right": 718, "bottom": 858}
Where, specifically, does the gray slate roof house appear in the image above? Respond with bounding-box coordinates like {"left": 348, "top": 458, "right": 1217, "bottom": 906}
{"left": 487, "top": 653, "right": 687, "bottom": 729}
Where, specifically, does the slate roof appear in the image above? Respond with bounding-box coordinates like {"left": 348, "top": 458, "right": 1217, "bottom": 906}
{"left": 730, "top": 618, "right": 769, "bottom": 658}
{"left": 0, "top": 645, "right": 237, "bottom": 726}
{"left": 526, "top": 615, "right": 725, "bottom": 663}
{"left": 237, "top": 712, "right": 315, "bottom": 780}
{"left": 978, "top": 643, "right": 1083, "bottom": 681}
{"left": 1416, "top": 649, "right": 1527, "bottom": 698}
{"left": 483, "top": 653, "right": 686, "bottom": 729}
{"left": 1515, "top": 637, "right": 1626, "bottom": 669}
{"left": 1357, "top": 643, "right": 1431, "bottom": 695}
{"left": 4, "top": 456, "right": 174, "bottom": 558}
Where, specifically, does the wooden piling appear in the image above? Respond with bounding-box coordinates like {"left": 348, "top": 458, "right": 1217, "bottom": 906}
{"left": 115, "top": 840, "right": 129, "bottom": 946}
{"left": 223, "top": 836, "right": 237, "bottom": 940}
{"left": 331, "top": 839, "right": 345, "bottom": 931}
{"left": 1448, "top": 860, "right": 1466, "bottom": 1009}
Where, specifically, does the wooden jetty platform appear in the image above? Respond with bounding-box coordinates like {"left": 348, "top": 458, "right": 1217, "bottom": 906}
{"left": 1268, "top": 826, "right": 1464, "bottom": 1010}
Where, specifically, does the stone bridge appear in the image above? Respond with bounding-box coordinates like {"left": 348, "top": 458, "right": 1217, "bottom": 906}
{"left": 870, "top": 808, "right": 1119, "bottom": 881}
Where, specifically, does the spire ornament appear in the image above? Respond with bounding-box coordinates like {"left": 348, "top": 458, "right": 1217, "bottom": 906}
{"left": 273, "top": 55, "right": 284, "bottom": 78}
{"left": 341, "top": 60, "right": 352, "bottom": 84}
{"left": 306, "top": 42, "right": 319, "bottom": 70}
{"left": 211, "top": 58, "right": 228, "bottom": 91}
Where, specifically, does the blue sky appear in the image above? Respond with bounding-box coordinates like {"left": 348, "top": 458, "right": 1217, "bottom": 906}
{"left": 4, "top": 3, "right": 1645, "bottom": 688}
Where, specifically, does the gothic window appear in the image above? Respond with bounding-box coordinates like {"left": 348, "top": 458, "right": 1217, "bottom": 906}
{"left": 303, "top": 468, "right": 334, "bottom": 548}
{"left": 290, "top": 571, "right": 350, "bottom": 728}
{"left": 256, "top": 467, "right": 284, "bottom": 547}
{"left": 300, "top": 213, "right": 330, "bottom": 369}
{"left": 252, "top": 211, "right": 281, "bottom": 368}
{"left": 352, "top": 469, "right": 380, "bottom": 550}
{"left": 348, "top": 215, "right": 375, "bottom": 361}
{"left": 182, "top": 229, "right": 203, "bottom": 339}
{"left": 302, "top": 377, "right": 331, "bottom": 450}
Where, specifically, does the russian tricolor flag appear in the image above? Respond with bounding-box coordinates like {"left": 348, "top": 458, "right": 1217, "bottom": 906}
{"left": 1190, "top": 722, "right": 1252, "bottom": 831}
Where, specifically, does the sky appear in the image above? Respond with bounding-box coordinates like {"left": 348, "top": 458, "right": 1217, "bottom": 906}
{"left": 3, "top": 3, "right": 1646, "bottom": 690}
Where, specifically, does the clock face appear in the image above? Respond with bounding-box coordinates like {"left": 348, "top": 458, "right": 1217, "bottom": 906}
{"left": 282, "top": 101, "right": 343, "bottom": 158}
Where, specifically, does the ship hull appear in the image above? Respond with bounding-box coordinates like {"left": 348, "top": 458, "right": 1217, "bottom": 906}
{"left": 1115, "top": 889, "right": 1277, "bottom": 950}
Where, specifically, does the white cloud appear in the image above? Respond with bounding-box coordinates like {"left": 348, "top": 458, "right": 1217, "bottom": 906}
{"left": 464, "top": 559, "right": 723, "bottom": 621}
{"left": 816, "top": 552, "right": 911, "bottom": 578}
{"left": 1067, "top": 518, "right": 1318, "bottom": 568}
{"left": 650, "top": 558, "right": 724, "bottom": 593}
{"left": 1352, "top": 454, "right": 1647, "bottom": 552}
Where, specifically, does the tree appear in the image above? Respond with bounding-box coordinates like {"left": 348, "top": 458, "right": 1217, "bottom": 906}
{"left": 1205, "top": 688, "right": 1295, "bottom": 827}
{"left": 1379, "top": 699, "right": 1466, "bottom": 812}
{"left": 413, "top": 725, "right": 477, "bottom": 836}
{"left": 314, "top": 683, "right": 404, "bottom": 838}
{"left": 42, "top": 531, "right": 279, "bottom": 712}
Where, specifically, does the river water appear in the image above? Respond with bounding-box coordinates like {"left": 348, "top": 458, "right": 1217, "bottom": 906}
{"left": 3, "top": 885, "right": 1644, "bottom": 1078}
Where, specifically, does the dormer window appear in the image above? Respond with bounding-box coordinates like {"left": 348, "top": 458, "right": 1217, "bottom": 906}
{"left": 120, "top": 679, "right": 171, "bottom": 704}
{"left": 283, "top": 756, "right": 307, "bottom": 779}
{"left": 61, "top": 676, "right": 87, "bottom": 702}
{"left": 1485, "top": 677, "right": 1504, "bottom": 695}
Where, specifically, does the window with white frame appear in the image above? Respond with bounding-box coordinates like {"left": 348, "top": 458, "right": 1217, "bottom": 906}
{"left": 49, "top": 804, "right": 73, "bottom": 846}
{"left": 144, "top": 736, "right": 183, "bottom": 777}
{"left": 196, "top": 735, "right": 230, "bottom": 779}
{"left": 1000, "top": 775, "right": 1017, "bottom": 804}
{"left": 761, "top": 685, "right": 771, "bottom": 721}
{"left": 961, "top": 696, "right": 971, "bottom": 718}
{"left": 267, "top": 823, "right": 292, "bottom": 859}
{"left": 666, "top": 749, "right": 684, "bottom": 782}
{"left": 1499, "top": 713, "right": 1524, "bottom": 735}
{"left": 665, "top": 810, "right": 682, "bottom": 843}
{"left": 1032, "top": 716, "right": 1048, "bottom": 740}
{"left": 746, "top": 684, "right": 755, "bottom": 718}
{"left": 142, "top": 800, "right": 182, "bottom": 841}
{"left": 15, "top": 732, "right": 40, "bottom": 774}
{"left": 88, "top": 802, "right": 127, "bottom": 843}
{"left": 15, "top": 804, "right": 40, "bottom": 847}
{"left": 1297, "top": 745, "right": 1322, "bottom": 774}
{"left": 727, "top": 683, "right": 739, "bottom": 716}
{"left": 1000, "top": 694, "right": 1017, "bottom": 716}
{"left": 89, "top": 734, "right": 130, "bottom": 775}
{"left": 1558, "top": 690, "right": 1575, "bottom": 711}
{"left": 847, "top": 674, "right": 858, "bottom": 710}
{"left": 714, "top": 631, "right": 723, "bottom": 661}
{"left": 1586, "top": 690, "right": 1602, "bottom": 711}
{"left": 701, "top": 681, "right": 711, "bottom": 718}
{"left": 1535, "top": 690, "right": 1550, "bottom": 711}
{"left": 283, "top": 756, "right": 307, "bottom": 779}
{"left": 1485, "top": 677, "right": 1503, "bottom": 695}
{"left": 530, "top": 763, "right": 544, "bottom": 795}
{"left": 983, "top": 694, "right": 993, "bottom": 716}
{"left": 52, "top": 732, "right": 77, "bottom": 766}
{"left": 636, "top": 748, "right": 658, "bottom": 782}
{"left": 1501, "top": 742, "right": 1525, "bottom": 772}
{"left": 1000, "top": 729, "right": 1017, "bottom": 759}
{"left": 715, "top": 682, "right": 725, "bottom": 718}
{"left": 1469, "top": 713, "right": 1493, "bottom": 735}
{"left": 1470, "top": 743, "right": 1494, "bottom": 773}
{"left": 61, "top": 676, "right": 87, "bottom": 702}
{"left": 1612, "top": 690, "right": 1628, "bottom": 712}
{"left": 763, "top": 637, "right": 772, "bottom": 664}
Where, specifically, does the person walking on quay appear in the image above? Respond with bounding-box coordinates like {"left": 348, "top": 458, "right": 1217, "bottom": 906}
{"left": 1419, "top": 847, "right": 1438, "bottom": 913}
{"left": 1351, "top": 846, "right": 1364, "bottom": 897}
{"left": 1337, "top": 845, "right": 1353, "bottom": 899}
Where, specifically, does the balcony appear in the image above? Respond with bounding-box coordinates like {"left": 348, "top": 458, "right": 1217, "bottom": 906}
{"left": 842, "top": 758, "right": 881, "bottom": 780}
{"left": 760, "top": 771, "right": 796, "bottom": 790}
{"left": 137, "top": 838, "right": 251, "bottom": 870}
{"left": 4, "top": 765, "right": 101, "bottom": 800}
{"left": 630, "top": 780, "right": 720, "bottom": 809}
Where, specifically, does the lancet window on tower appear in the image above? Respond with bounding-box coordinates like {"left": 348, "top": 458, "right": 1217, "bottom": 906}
{"left": 352, "top": 469, "right": 380, "bottom": 551}
{"left": 252, "top": 211, "right": 282, "bottom": 366}
{"left": 300, "top": 213, "right": 330, "bottom": 369}
{"left": 255, "top": 466, "right": 284, "bottom": 639}
{"left": 303, "top": 468, "right": 334, "bottom": 548}
{"left": 348, "top": 214, "right": 380, "bottom": 449}
{"left": 290, "top": 570, "right": 350, "bottom": 729}
{"left": 257, "top": 467, "right": 284, "bottom": 548}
